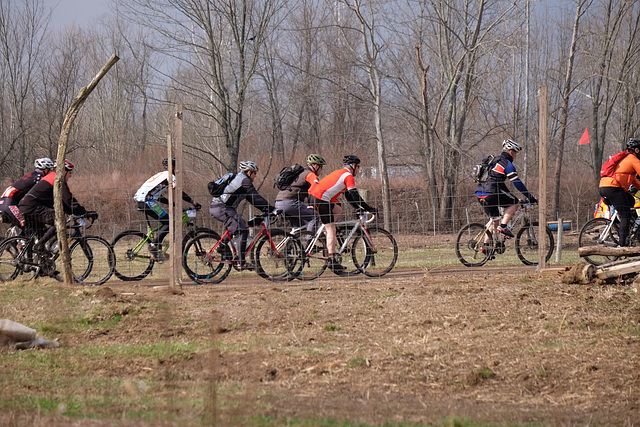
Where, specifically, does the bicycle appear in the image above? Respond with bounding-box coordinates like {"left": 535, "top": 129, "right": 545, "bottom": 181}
{"left": 111, "top": 206, "right": 214, "bottom": 281}
{"left": 182, "top": 210, "right": 303, "bottom": 284}
{"left": 0, "top": 214, "right": 115, "bottom": 285}
{"left": 455, "top": 201, "right": 554, "bottom": 267}
{"left": 291, "top": 211, "right": 398, "bottom": 280}
{"left": 578, "top": 200, "right": 640, "bottom": 265}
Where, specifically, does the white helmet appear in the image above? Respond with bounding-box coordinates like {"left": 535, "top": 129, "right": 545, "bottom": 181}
{"left": 502, "top": 139, "right": 522, "bottom": 152}
{"left": 34, "top": 157, "right": 54, "bottom": 170}
{"left": 239, "top": 161, "right": 259, "bottom": 173}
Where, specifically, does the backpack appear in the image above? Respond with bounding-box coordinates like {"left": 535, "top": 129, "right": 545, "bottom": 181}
{"left": 274, "top": 164, "right": 305, "bottom": 190}
{"left": 471, "top": 154, "right": 500, "bottom": 183}
{"left": 208, "top": 172, "right": 235, "bottom": 196}
{"left": 600, "top": 151, "right": 630, "bottom": 178}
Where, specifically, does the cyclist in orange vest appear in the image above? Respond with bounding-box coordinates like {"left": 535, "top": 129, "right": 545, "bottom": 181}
{"left": 599, "top": 137, "right": 640, "bottom": 246}
{"left": 309, "top": 154, "right": 376, "bottom": 271}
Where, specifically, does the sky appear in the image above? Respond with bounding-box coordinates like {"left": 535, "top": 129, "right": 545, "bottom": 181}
{"left": 49, "top": 0, "right": 112, "bottom": 29}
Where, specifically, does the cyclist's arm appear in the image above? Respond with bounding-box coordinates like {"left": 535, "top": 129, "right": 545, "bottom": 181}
{"left": 344, "top": 188, "right": 375, "bottom": 212}
{"left": 505, "top": 163, "right": 533, "bottom": 200}
{"left": 242, "top": 179, "right": 275, "bottom": 213}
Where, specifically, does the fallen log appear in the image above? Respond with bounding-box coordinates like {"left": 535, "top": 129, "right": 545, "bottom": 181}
{"left": 596, "top": 259, "right": 640, "bottom": 280}
{"left": 578, "top": 245, "right": 640, "bottom": 257}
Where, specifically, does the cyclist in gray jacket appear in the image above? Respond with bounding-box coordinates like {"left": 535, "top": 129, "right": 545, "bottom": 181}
{"left": 275, "top": 154, "right": 326, "bottom": 233}
{"left": 210, "top": 161, "right": 276, "bottom": 270}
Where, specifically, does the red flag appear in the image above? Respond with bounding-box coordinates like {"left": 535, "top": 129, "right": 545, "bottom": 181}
{"left": 579, "top": 128, "right": 590, "bottom": 145}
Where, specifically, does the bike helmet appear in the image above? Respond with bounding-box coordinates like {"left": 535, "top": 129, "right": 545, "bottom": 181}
{"left": 306, "top": 154, "right": 326, "bottom": 166}
{"left": 502, "top": 139, "right": 522, "bottom": 152}
{"left": 343, "top": 154, "right": 361, "bottom": 166}
{"left": 239, "top": 160, "right": 259, "bottom": 173}
{"left": 162, "top": 156, "right": 175, "bottom": 169}
{"left": 34, "top": 157, "right": 54, "bottom": 170}
{"left": 626, "top": 138, "right": 640, "bottom": 151}
{"left": 56, "top": 159, "right": 74, "bottom": 171}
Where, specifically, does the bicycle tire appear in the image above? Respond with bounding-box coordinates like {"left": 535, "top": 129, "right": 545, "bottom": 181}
{"left": 70, "top": 236, "right": 116, "bottom": 285}
{"left": 182, "top": 231, "right": 232, "bottom": 284}
{"left": 455, "top": 223, "right": 493, "bottom": 267}
{"left": 352, "top": 226, "right": 398, "bottom": 277}
{"left": 578, "top": 217, "right": 620, "bottom": 266}
{"left": 295, "top": 230, "right": 328, "bottom": 281}
{"left": 0, "top": 236, "right": 27, "bottom": 281}
{"left": 111, "top": 230, "right": 154, "bottom": 281}
{"left": 515, "top": 223, "right": 554, "bottom": 266}
{"left": 255, "top": 229, "right": 303, "bottom": 282}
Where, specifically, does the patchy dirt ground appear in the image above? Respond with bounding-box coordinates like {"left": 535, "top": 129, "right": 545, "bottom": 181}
{"left": 2, "top": 264, "right": 640, "bottom": 426}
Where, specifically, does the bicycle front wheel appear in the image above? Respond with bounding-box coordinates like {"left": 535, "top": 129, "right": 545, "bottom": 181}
{"left": 295, "top": 230, "right": 328, "bottom": 281}
{"left": 578, "top": 217, "right": 619, "bottom": 265}
{"left": 255, "top": 230, "right": 303, "bottom": 282}
{"left": 183, "top": 232, "right": 232, "bottom": 284}
{"left": 112, "top": 230, "right": 154, "bottom": 281}
{"left": 352, "top": 227, "right": 398, "bottom": 277}
{"left": 515, "top": 223, "right": 554, "bottom": 266}
{"left": 455, "top": 223, "right": 493, "bottom": 267}
{"left": 70, "top": 236, "right": 116, "bottom": 286}
{"left": 0, "top": 236, "right": 26, "bottom": 281}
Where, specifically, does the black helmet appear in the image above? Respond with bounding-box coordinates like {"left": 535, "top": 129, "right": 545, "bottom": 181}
{"left": 343, "top": 154, "right": 361, "bottom": 166}
{"left": 162, "top": 156, "right": 176, "bottom": 169}
{"left": 626, "top": 138, "right": 640, "bottom": 151}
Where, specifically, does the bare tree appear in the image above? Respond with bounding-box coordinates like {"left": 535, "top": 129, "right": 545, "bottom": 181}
{"left": 584, "top": 0, "right": 640, "bottom": 190}
{"left": 551, "top": 0, "right": 592, "bottom": 218}
{"left": 0, "top": 0, "right": 49, "bottom": 175}
{"left": 115, "top": 0, "right": 288, "bottom": 173}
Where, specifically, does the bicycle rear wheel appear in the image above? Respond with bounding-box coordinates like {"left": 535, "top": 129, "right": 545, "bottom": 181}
{"left": 578, "top": 217, "right": 619, "bottom": 265}
{"left": 255, "top": 230, "right": 303, "bottom": 282}
{"left": 111, "top": 230, "right": 154, "bottom": 281}
{"left": 183, "top": 232, "right": 232, "bottom": 284}
{"left": 0, "top": 236, "right": 27, "bottom": 281}
{"left": 515, "top": 223, "right": 554, "bottom": 266}
{"left": 352, "top": 226, "right": 398, "bottom": 277}
{"left": 455, "top": 223, "right": 493, "bottom": 267}
{"left": 70, "top": 236, "right": 116, "bottom": 285}
{"left": 295, "top": 230, "right": 328, "bottom": 281}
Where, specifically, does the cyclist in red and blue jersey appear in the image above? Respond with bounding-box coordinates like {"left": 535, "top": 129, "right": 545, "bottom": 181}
{"left": 0, "top": 158, "right": 54, "bottom": 230}
{"left": 476, "top": 139, "right": 537, "bottom": 238}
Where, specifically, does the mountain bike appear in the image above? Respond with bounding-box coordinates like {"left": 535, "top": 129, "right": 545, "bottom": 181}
{"left": 111, "top": 206, "right": 214, "bottom": 281}
{"left": 578, "top": 201, "right": 640, "bottom": 265}
{"left": 455, "top": 201, "right": 554, "bottom": 267}
{"left": 182, "top": 210, "right": 303, "bottom": 284}
{"left": 291, "top": 211, "right": 398, "bottom": 280}
{"left": 0, "top": 214, "right": 115, "bottom": 285}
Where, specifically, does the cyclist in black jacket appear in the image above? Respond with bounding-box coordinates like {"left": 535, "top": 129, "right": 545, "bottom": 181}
{"left": 19, "top": 159, "right": 97, "bottom": 252}
{"left": 210, "top": 161, "right": 276, "bottom": 270}
{"left": 0, "top": 158, "right": 54, "bottom": 230}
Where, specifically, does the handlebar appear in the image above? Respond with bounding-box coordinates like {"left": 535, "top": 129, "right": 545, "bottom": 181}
{"left": 355, "top": 210, "right": 376, "bottom": 224}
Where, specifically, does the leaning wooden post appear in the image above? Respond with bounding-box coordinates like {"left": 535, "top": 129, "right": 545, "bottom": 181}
{"left": 54, "top": 54, "right": 119, "bottom": 285}
{"left": 538, "top": 86, "right": 548, "bottom": 270}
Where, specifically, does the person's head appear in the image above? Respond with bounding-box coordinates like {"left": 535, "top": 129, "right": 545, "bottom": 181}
{"left": 34, "top": 157, "right": 54, "bottom": 174}
{"left": 55, "top": 159, "right": 74, "bottom": 180}
{"left": 306, "top": 154, "right": 326, "bottom": 175}
{"left": 502, "top": 139, "right": 522, "bottom": 158}
{"left": 162, "top": 156, "right": 175, "bottom": 170}
{"left": 239, "top": 160, "right": 259, "bottom": 180}
{"left": 343, "top": 154, "right": 361, "bottom": 176}
{"left": 626, "top": 138, "right": 640, "bottom": 157}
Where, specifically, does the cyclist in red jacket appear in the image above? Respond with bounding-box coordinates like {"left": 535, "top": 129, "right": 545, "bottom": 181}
{"left": 19, "top": 160, "right": 97, "bottom": 253}
{"left": 0, "top": 158, "right": 54, "bottom": 230}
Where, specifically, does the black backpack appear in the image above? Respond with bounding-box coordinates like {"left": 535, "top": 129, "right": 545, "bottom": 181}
{"left": 208, "top": 172, "right": 235, "bottom": 196}
{"left": 274, "top": 164, "right": 305, "bottom": 190}
{"left": 471, "top": 155, "right": 500, "bottom": 183}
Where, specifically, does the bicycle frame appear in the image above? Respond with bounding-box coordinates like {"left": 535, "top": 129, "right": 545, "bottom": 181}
{"left": 207, "top": 213, "right": 280, "bottom": 264}
{"left": 293, "top": 211, "right": 377, "bottom": 258}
